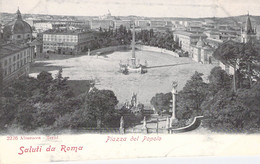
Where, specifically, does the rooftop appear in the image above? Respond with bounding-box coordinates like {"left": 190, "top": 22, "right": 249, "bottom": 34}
{"left": 205, "top": 37, "right": 224, "bottom": 43}
{"left": 0, "top": 42, "right": 31, "bottom": 59}
{"left": 43, "top": 29, "right": 96, "bottom": 35}
{"left": 173, "top": 30, "right": 207, "bottom": 37}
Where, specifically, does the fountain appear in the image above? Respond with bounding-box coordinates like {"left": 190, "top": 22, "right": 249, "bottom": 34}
{"left": 119, "top": 23, "right": 147, "bottom": 74}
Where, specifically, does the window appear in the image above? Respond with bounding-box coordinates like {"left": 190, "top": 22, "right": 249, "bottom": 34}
{"left": 4, "top": 68, "right": 7, "bottom": 76}
{"left": 13, "top": 63, "right": 16, "bottom": 71}
{"left": 13, "top": 56, "right": 16, "bottom": 62}
{"left": 4, "top": 60, "right": 7, "bottom": 66}
{"left": 17, "top": 35, "right": 21, "bottom": 38}
{"left": 9, "top": 66, "right": 11, "bottom": 74}
{"left": 17, "top": 54, "right": 20, "bottom": 59}
{"left": 17, "top": 62, "right": 19, "bottom": 68}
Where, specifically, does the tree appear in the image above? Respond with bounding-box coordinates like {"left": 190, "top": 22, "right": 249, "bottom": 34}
{"left": 0, "top": 76, "right": 39, "bottom": 129}
{"left": 149, "top": 29, "right": 154, "bottom": 37}
{"left": 202, "top": 81, "right": 260, "bottom": 132}
{"left": 213, "top": 41, "right": 260, "bottom": 92}
{"left": 99, "top": 27, "right": 103, "bottom": 32}
{"left": 213, "top": 41, "right": 242, "bottom": 92}
{"left": 83, "top": 89, "right": 118, "bottom": 128}
{"left": 207, "top": 66, "right": 232, "bottom": 95}
{"left": 238, "top": 42, "right": 260, "bottom": 87}
{"left": 0, "top": 65, "right": 3, "bottom": 112}
{"left": 36, "top": 71, "right": 53, "bottom": 98}
{"left": 177, "top": 71, "right": 208, "bottom": 117}
{"left": 13, "top": 101, "right": 37, "bottom": 131}
{"left": 150, "top": 92, "right": 172, "bottom": 115}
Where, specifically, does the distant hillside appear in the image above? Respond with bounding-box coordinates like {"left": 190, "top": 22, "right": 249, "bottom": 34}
{"left": 1, "top": 12, "right": 260, "bottom": 26}
{"left": 214, "top": 15, "right": 260, "bottom": 25}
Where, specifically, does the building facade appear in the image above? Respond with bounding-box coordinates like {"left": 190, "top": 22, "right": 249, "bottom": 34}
{"left": 150, "top": 20, "right": 167, "bottom": 28}
{"left": 190, "top": 37, "right": 215, "bottom": 64}
{"left": 135, "top": 20, "right": 150, "bottom": 29}
{"left": 0, "top": 43, "right": 34, "bottom": 85}
{"left": 90, "top": 20, "right": 113, "bottom": 30}
{"left": 173, "top": 31, "right": 207, "bottom": 54}
{"left": 113, "top": 20, "right": 131, "bottom": 29}
{"left": 42, "top": 29, "right": 96, "bottom": 55}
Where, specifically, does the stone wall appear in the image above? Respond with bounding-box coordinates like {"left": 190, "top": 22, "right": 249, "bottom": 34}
{"left": 89, "top": 45, "right": 179, "bottom": 57}
{"left": 90, "top": 45, "right": 130, "bottom": 56}
{"left": 169, "top": 116, "right": 204, "bottom": 133}
{"left": 136, "top": 45, "right": 179, "bottom": 57}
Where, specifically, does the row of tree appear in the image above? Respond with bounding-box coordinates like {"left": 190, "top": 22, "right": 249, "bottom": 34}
{"left": 85, "top": 25, "right": 133, "bottom": 51}
{"left": 213, "top": 40, "right": 260, "bottom": 92}
{"left": 85, "top": 26, "right": 179, "bottom": 52}
{"left": 0, "top": 69, "right": 142, "bottom": 133}
{"left": 136, "top": 29, "right": 179, "bottom": 51}
{"left": 150, "top": 41, "right": 260, "bottom": 132}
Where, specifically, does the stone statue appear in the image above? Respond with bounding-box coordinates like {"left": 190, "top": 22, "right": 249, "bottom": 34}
{"left": 142, "top": 116, "right": 147, "bottom": 129}
{"left": 88, "top": 48, "right": 90, "bottom": 56}
{"left": 172, "top": 81, "right": 178, "bottom": 94}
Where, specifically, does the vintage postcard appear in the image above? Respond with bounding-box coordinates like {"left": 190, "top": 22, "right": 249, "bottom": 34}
{"left": 0, "top": 0, "right": 260, "bottom": 164}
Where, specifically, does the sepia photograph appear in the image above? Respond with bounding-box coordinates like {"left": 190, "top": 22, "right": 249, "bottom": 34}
{"left": 0, "top": 0, "right": 260, "bottom": 164}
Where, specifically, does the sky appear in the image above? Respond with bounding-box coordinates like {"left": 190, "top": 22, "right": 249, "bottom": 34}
{"left": 1, "top": 0, "right": 260, "bottom": 18}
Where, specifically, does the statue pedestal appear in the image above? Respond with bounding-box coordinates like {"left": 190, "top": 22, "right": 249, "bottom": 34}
{"left": 142, "top": 127, "right": 148, "bottom": 134}
{"left": 169, "top": 117, "right": 178, "bottom": 134}
{"left": 170, "top": 117, "right": 178, "bottom": 126}
{"left": 119, "top": 128, "right": 125, "bottom": 134}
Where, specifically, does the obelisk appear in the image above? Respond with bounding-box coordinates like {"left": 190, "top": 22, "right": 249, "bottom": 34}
{"left": 131, "top": 23, "right": 136, "bottom": 68}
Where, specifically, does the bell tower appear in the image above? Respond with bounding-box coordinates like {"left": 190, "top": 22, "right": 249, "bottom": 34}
{"left": 241, "top": 12, "right": 257, "bottom": 43}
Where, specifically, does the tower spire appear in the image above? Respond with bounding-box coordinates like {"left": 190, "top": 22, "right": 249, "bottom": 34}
{"left": 16, "top": 7, "right": 22, "bottom": 20}
{"left": 245, "top": 12, "right": 253, "bottom": 34}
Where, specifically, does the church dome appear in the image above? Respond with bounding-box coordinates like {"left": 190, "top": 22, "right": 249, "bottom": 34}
{"left": 3, "top": 9, "right": 32, "bottom": 34}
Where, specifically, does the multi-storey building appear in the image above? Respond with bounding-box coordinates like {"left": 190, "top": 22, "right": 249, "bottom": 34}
{"left": 0, "top": 43, "right": 34, "bottom": 85}
{"left": 150, "top": 20, "right": 167, "bottom": 28}
{"left": 135, "top": 20, "right": 150, "bottom": 29}
{"left": 90, "top": 20, "right": 113, "bottom": 30}
{"left": 42, "top": 29, "right": 96, "bottom": 55}
{"left": 173, "top": 31, "right": 207, "bottom": 54}
{"left": 113, "top": 20, "right": 132, "bottom": 29}
{"left": 25, "top": 19, "right": 90, "bottom": 32}
{"left": 190, "top": 37, "right": 216, "bottom": 64}
{"left": 33, "top": 21, "right": 53, "bottom": 32}
{"left": 0, "top": 9, "right": 35, "bottom": 85}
